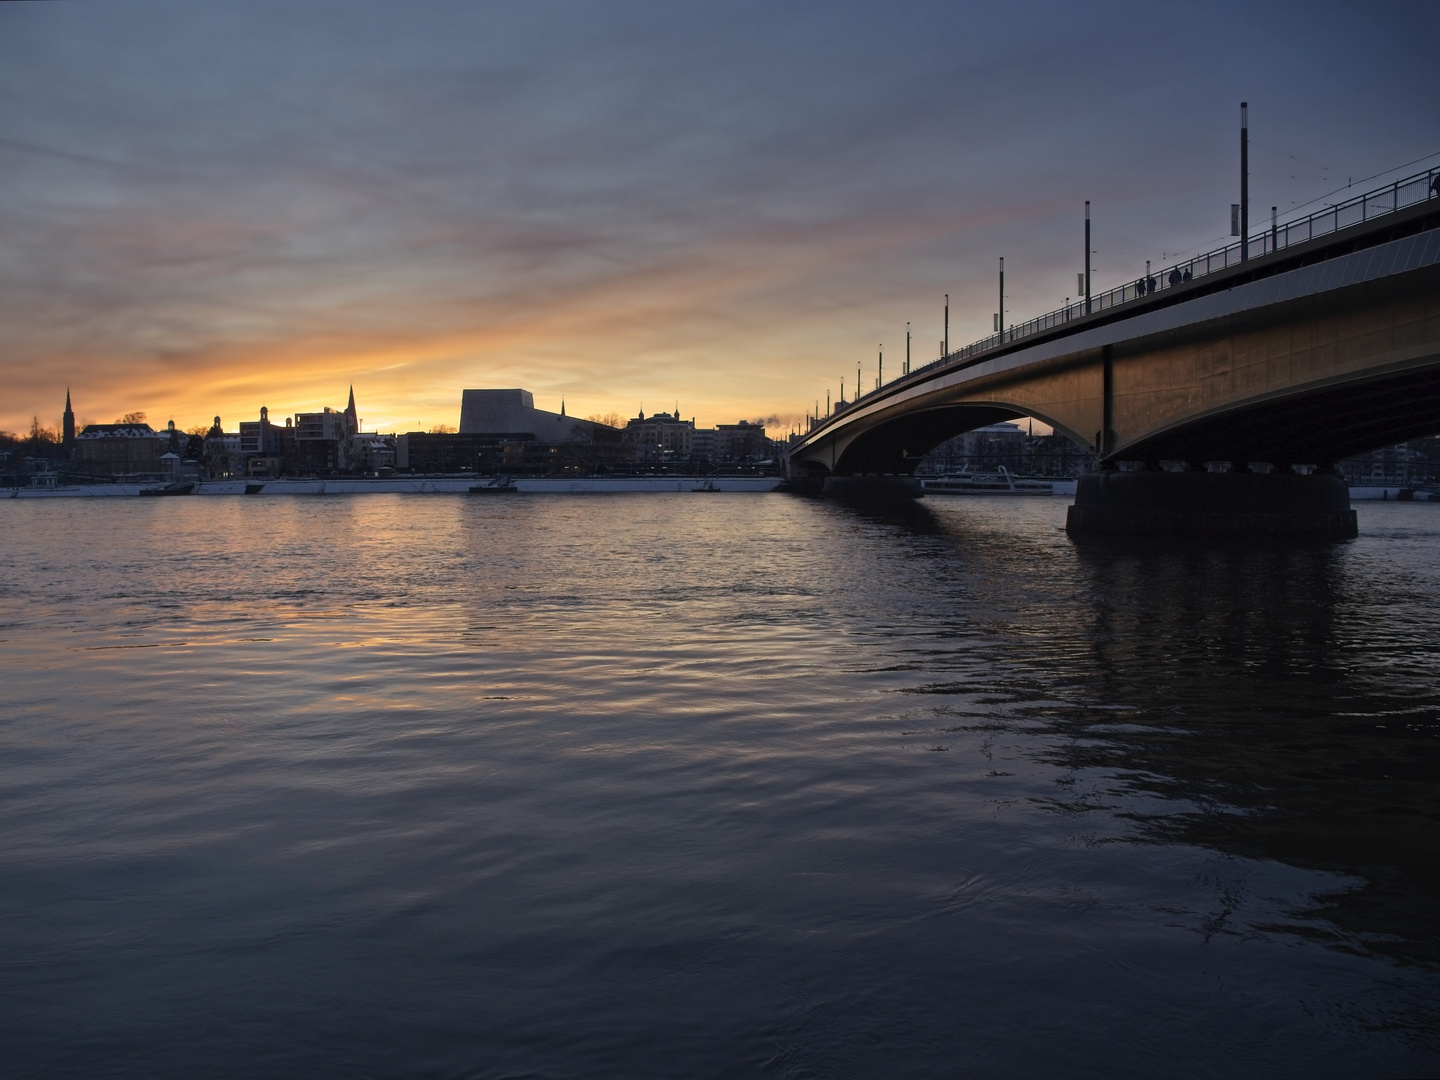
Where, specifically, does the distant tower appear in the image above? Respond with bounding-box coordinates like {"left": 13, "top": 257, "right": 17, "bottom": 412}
{"left": 560, "top": 399, "right": 566, "bottom": 418}
{"left": 62, "top": 388, "right": 75, "bottom": 454}
{"left": 345, "top": 385, "right": 358, "bottom": 434}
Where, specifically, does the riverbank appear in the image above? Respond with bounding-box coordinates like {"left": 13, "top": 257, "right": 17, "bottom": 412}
{"left": 7, "top": 477, "right": 1432, "bottom": 500}
{"left": 6, "top": 475, "right": 787, "bottom": 498}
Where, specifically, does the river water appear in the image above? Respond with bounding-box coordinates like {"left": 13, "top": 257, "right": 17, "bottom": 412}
{"left": 1, "top": 493, "right": 1437, "bottom": 1078}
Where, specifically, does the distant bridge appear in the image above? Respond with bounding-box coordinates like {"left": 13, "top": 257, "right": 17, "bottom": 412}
{"left": 785, "top": 169, "right": 1440, "bottom": 481}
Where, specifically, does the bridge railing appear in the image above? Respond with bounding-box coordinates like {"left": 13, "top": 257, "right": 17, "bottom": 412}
{"left": 842, "top": 166, "right": 1440, "bottom": 413}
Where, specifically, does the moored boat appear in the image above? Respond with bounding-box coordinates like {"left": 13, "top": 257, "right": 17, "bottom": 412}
{"left": 139, "top": 481, "right": 196, "bottom": 496}
{"left": 922, "top": 467, "right": 1055, "bottom": 495}
{"left": 469, "top": 477, "right": 519, "bottom": 494}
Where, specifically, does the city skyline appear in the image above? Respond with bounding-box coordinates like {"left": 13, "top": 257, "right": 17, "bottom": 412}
{"left": 31, "top": 383, "right": 762, "bottom": 438}
{"left": 2, "top": 1, "right": 1436, "bottom": 436}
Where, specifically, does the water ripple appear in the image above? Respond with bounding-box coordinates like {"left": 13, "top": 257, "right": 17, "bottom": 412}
{"left": 1, "top": 494, "right": 1438, "bottom": 1077}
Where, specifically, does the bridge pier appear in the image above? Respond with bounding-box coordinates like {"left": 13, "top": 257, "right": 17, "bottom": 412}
{"left": 822, "top": 474, "right": 924, "bottom": 499}
{"left": 1065, "top": 470, "right": 1356, "bottom": 538}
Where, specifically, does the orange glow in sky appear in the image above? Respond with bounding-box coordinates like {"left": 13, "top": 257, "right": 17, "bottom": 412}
{"left": 2, "top": 3, "right": 1432, "bottom": 440}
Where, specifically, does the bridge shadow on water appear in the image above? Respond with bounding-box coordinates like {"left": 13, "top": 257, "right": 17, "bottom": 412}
{"left": 839, "top": 498, "right": 1440, "bottom": 975}
{"left": 812, "top": 495, "right": 949, "bottom": 533}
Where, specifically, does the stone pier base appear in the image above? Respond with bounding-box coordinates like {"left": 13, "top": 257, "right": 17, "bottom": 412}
{"left": 822, "top": 474, "right": 924, "bottom": 500}
{"left": 1065, "top": 471, "right": 1357, "bottom": 538}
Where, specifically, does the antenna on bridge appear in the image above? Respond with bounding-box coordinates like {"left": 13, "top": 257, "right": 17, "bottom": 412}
{"left": 1240, "top": 102, "right": 1249, "bottom": 262}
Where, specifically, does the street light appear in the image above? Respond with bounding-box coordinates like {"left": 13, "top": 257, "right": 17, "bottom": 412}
{"left": 998, "top": 257, "right": 1005, "bottom": 340}
{"left": 1240, "top": 102, "right": 1249, "bottom": 261}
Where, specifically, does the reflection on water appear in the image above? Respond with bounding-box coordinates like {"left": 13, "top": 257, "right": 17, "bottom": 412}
{"left": 1, "top": 494, "right": 1437, "bottom": 1077}
{"left": 1058, "top": 535, "right": 1440, "bottom": 966}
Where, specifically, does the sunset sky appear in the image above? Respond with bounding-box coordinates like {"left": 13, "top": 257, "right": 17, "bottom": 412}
{"left": 2, "top": 1, "right": 1435, "bottom": 437}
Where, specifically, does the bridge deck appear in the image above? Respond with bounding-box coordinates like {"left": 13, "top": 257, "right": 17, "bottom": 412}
{"left": 787, "top": 177, "right": 1440, "bottom": 474}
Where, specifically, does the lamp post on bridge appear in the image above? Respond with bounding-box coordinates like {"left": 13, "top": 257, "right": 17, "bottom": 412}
{"left": 998, "top": 257, "right": 1005, "bottom": 341}
{"left": 1084, "top": 201, "right": 1092, "bottom": 315}
{"left": 1240, "top": 102, "right": 1249, "bottom": 262}
{"left": 944, "top": 294, "right": 949, "bottom": 357}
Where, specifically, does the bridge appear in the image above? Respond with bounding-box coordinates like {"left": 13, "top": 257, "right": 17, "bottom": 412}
{"left": 784, "top": 168, "right": 1440, "bottom": 534}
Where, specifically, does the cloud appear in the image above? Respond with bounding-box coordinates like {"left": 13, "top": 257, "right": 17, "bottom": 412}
{"left": 1, "top": 1, "right": 1435, "bottom": 434}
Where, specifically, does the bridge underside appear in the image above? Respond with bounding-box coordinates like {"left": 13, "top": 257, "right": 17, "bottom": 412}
{"left": 822, "top": 405, "right": 1024, "bottom": 476}
{"left": 803, "top": 362, "right": 1440, "bottom": 477}
{"left": 1124, "top": 365, "right": 1440, "bottom": 465}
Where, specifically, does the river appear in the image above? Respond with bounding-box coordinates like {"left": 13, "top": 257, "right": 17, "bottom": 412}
{"left": 2, "top": 493, "right": 1437, "bottom": 1077}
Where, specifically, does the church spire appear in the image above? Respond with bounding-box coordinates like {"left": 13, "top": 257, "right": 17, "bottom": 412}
{"left": 561, "top": 399, "right": 566, "bottom": 418}
{"left": 344, "top": 384, "right": 358, "bottom": 433}
{"left": 62, "top": 387, "right": 75, "bottom": 452}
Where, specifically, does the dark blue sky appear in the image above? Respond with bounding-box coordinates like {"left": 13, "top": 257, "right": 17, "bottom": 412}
{"left": 2, "top": 0, "right": 1435, "bottom": 432}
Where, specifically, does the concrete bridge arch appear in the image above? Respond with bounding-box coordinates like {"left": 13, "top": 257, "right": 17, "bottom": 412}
{"left": 787, "top": 203, "right": 1440, "bottom": 481}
